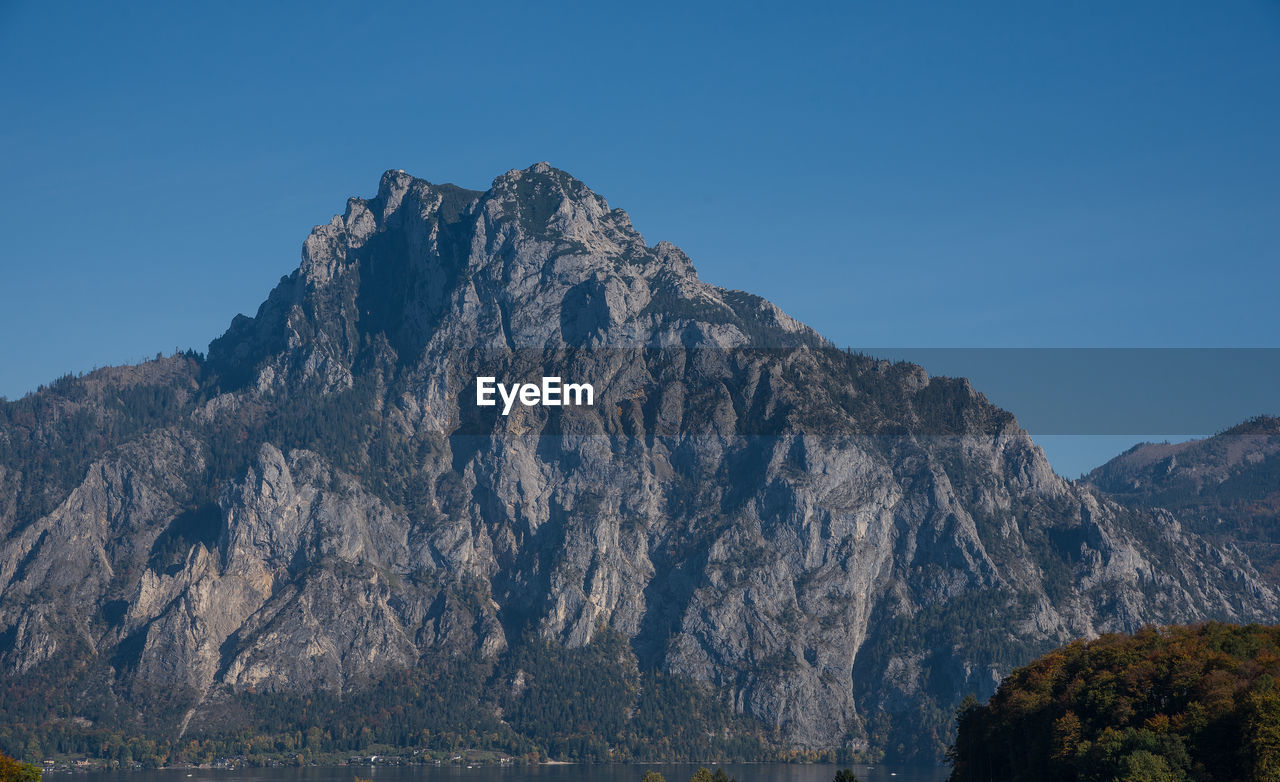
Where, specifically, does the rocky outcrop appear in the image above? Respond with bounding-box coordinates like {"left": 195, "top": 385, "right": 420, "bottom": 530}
{"left": 1, "top": 165, "right": 1276, "bottom": 760}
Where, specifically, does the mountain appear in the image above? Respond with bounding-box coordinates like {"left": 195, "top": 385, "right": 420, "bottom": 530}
{"left": 1085, "top": 416, "right": 1280, "bottom": 585}
{"left": 1, "top": 164, "right": 1275, "bottom": 764}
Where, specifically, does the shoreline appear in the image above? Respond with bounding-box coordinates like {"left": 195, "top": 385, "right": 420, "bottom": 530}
{"left": 32, "top": 758, "right": 935, "bottom": 775}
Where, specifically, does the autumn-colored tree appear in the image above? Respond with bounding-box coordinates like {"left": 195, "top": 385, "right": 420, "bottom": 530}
{"left": 1051, "top": 711, "right": 1082, "bottom": 762}
{"left": 949, "top": 623, "right": 1280, "bottom": 782}
{"left": 0, "top": 753, "right": 40, "bottom": 782}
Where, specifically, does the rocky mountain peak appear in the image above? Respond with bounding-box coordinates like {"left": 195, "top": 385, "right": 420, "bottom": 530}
{"left": 208, "top": 165, "right": 822, "bottom": 393}
{"left": 479, "top": 162, "right": 650, "bottom": 262}
{"left": 4, "top": 166, "right": 1280, "bottom": 763}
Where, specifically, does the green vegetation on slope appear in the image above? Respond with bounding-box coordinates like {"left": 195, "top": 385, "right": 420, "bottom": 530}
{"left": 949, "top": 622, "right": 1280, "bottom": 782}
{"left": 0, "top": 631, "right": 777, "bottom": 767}
{"left": 0, "top": 751, "right": 40, "bottom": 782}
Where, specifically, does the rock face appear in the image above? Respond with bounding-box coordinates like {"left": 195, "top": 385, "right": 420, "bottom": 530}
{"left": 1, "top": 165, "right": 1276, "bottom": 760}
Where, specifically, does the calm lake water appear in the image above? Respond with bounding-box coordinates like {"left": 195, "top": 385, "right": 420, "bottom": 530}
{"left": 75, "top": 764, "right": 949, "bottom": 782}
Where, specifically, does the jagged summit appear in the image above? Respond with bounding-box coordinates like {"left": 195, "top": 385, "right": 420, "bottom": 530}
{"left": 208, "top": 164, "right": 821, "bottom": 394}
{"left": 355, "top": 162, "right": 636, "bottom": 251}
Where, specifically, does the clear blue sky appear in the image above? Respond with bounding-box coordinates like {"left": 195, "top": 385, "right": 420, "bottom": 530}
{"left": 2, "top": 2, "right": 1278, "bottom": 475}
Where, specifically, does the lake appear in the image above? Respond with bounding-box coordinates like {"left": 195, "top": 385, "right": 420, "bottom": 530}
{"left": 74, "top": 764, "right": 950, "bottom": 782}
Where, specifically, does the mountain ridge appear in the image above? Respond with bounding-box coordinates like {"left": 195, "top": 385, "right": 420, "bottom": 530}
{"left": 1085, "top": 415, "right": 1280, "bottom": 585}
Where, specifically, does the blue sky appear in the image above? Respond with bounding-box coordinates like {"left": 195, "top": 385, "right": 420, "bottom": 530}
{"left": 2, "top": 2, "right": 1277, "bottom": 475}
